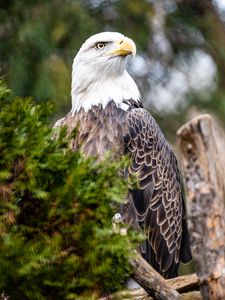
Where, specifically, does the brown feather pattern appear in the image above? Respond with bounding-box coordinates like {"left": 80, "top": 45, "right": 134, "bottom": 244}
{"left": 54, "top": 100, "right": 191, "bottom": 279}
{"left": 123, "top": 108, "right": 191, "bottom": 278}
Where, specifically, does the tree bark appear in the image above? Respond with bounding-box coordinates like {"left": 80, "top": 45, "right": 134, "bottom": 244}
{"left": 99, "top": 263, "right": 200, "bottom": 300}
{"left": 129, "top": 252, "right": 181, "bottom": 300}
{"left": 177, "top": 114, "right": 225, "bottom": 300}
{"left": 99, "top": 290, "right": 202, "bottom": 300}
{"left": 168, "top": 273, "right": 199, "bottom": 293}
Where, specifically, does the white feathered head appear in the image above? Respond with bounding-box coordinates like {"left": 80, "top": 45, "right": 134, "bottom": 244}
{"left": 71, "top": 32, "right": 140, "bottom": 112}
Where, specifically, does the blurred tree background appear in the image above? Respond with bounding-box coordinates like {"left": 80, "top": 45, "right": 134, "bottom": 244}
{"left": 1, "top": 0, "right": 225, "bottom": 139}
{"left": 1, "top": 0, "right": 225, "bottom": 298}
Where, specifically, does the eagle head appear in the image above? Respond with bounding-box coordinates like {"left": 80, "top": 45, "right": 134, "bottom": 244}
{"left": 71, "top": 32, "right": 140, "bottom": 113}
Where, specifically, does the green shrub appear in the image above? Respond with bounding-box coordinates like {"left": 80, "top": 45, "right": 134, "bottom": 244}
{"left": 0, "top": 81, "right": 139, "bottom": 300}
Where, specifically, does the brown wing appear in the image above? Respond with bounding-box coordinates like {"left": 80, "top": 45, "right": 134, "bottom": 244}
{"left": 123, "top": 108, "right": 191, "bottom": 279}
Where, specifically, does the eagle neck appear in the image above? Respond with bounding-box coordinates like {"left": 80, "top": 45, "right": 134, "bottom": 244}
{"left": 71, "top": 71, "right": 140, "bottom": 114}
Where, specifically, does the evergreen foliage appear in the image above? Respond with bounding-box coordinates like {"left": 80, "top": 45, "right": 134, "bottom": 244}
{"left": 0, "top": 81, "right": 139, "bottom": 300}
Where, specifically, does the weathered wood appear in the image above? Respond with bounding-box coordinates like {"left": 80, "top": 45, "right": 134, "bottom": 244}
{"left": 99, "top": 272, "right": 200, "bottom": 300}
{"left": 167, "top": 273, "right": 199, "bottom": 293}
{"left": 177, "top": 114, "right": 225, "bottom": 300}
{"left": 99, "top": 288, "right": 148, "bottom": 300}
{"left": 129, "top": 252, "right": 181, "bottom": 300}
{"left": 181, "top": 291, "right": 202, "bottom": 300}
{"left": 99, "top": 289, "right": 202, "bottom": 300}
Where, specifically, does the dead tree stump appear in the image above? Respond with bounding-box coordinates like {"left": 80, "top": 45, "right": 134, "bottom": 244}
{"left": 177, "top": 114, "right": 225, "bottom": 300}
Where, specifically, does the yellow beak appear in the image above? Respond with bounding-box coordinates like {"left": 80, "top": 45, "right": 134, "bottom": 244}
{"left": 107, "top": 37, "right": 136, "bottom": 57}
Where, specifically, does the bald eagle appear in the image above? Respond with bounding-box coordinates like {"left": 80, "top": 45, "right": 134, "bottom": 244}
{"left": 55, "top": 32, "right": 191, "bottom": 279}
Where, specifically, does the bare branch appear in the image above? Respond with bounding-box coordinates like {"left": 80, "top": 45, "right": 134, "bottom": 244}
{"left": 129, "top": 252, "right": 181, "bottom": 300}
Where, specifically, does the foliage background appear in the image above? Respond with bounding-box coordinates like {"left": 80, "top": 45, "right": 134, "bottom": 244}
{"left": 1, "top": 0, "right": 225, "bottom": 137}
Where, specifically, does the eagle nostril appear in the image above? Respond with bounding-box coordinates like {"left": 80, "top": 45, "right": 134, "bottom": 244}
{"left": 119, "top": 39, "right": 123, "bottom": 44}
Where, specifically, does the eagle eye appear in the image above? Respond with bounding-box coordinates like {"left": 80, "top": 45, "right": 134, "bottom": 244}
{"left": 95, "top": 42, "right": 107, "bottom": 50}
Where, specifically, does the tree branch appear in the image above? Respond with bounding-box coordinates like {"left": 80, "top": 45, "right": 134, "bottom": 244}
{"left": 167, "top": 273, "right": 199, "bottom": 293}
{"left": 99, "top": 287, "right": 201, "bottom": 300}
{"left": 129, "top": 252, "right": 181, "bottom": 300}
